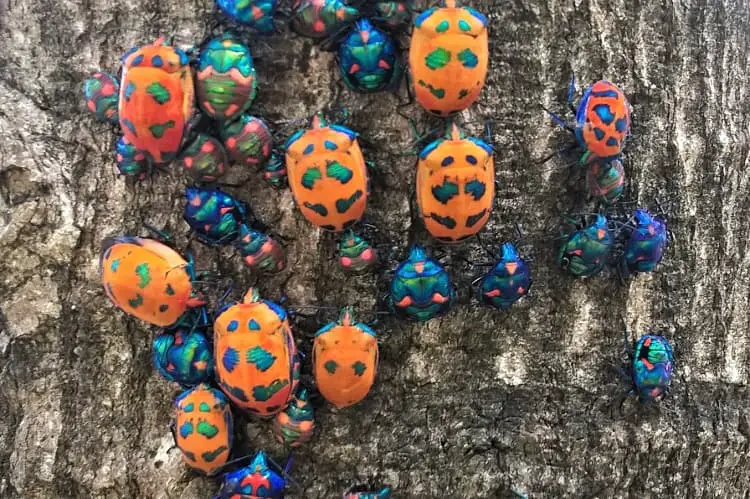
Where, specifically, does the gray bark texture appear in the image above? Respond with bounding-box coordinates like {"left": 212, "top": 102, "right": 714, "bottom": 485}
{"left": 1, "top": 0, "right": 750, "bottom": 497}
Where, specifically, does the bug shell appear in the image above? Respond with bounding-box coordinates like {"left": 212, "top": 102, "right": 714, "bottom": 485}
{"left": 214, "top": 288, "right": 299, "bottom": 417}
{"left": 235, "top": 224, "right": 287, "bottom": 273}
{"left": 100, "top": 236, "right": 204, "bottom": 327}
{"left": 84, "top": 72, "right": 120, "bottom": 124}
{"left": 291, "top": 0, "right": 360, "bottom": 38}
{"left": 153, "top": 328, "right": 214, "bottom": 386}
{"left": 623, "top": 209, "right": 668, "bottom": 275}
{"left": 338, "top": 19, "right": 401, "bottom": 93}
{"left": 197, "top": 34, "right": 257, "bottom": 121}
{"left": 389, "top": 245, "right": 455, "bottom": 321}
{"left": 478, "top": 242, "right": 531, "bottom": 310}
{"left": 174, "top": 384, "right": 233, "bottom": 474}
{"left": 183, "top": 187, "right": 247, "bottom": 245}
{"left": 119, "top": 37, "right": 194, "bottom": 164}
{"left": 285, "top": 115, "right": 369, "bottom": 231}
{"left": 179, "top": 134, "right": 229, "bottom": 183}
{"left": 115, "top": 136, "right": 149, "bottom": 180}
{"left": 632, "top": 334, "right": 674, "bottom": 402}
{"left": 313, "top": 307, "right": 378, "bottom": 408}
{"left": 558, "top": 215, "right": 613, "bottom": 278}
{"left": 337, "top": 230, "right": 377, "bottom": 274}
{"left": 216, "top": 0, "right": 280, "bottom": 34}
{"left": 409, "top": 0, "right": 488, "bottom": 116}
{"left": 272, "top": 388, "right": 315, "bottom": 447}
{"left": 344, "top": 487, "right": 392, "bottom": 499}
{"left": 263, "top": 150, "right": 288, "bottom": 188}
{"left": 575, "top": 80, "right": 631, "bottom": 159}
{"left": 416, "top": 123, "right": 495, "bottom": 243}
{"left": 586, "top": 158, "right": 625, "bottom": 204}
{"left": 215, "top": 451, "right": 286, "bottom": 498}
{"left": 220, "top": 114, "right": 273, "bottom": 167}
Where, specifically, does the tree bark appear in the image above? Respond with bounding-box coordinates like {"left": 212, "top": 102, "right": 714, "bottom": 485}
{"left": 2, "top": 0, "right": 750, "bottom": 497}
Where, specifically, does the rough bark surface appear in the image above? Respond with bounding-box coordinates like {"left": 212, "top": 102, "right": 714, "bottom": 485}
{"left": 2, "top": 0, "right": 750, "bottom": 497}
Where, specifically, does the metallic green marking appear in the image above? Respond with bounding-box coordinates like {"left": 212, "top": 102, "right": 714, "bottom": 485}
{"left": 352, "top": 361, "right": 367, "bottom": 376}
{"left": 128, "top": 294, "right": 144, "bottom": 308}
{"left": 436, "top": 20, "right": 449, "bottom": 32}
{"left": 146, "top": 82, "right": 171, "bottom": 104}
{"left": 425, "top": 48, "right": 451, "bottom": 70}
{"left": 197, "top": 420, "right": 219, "bottom": 438}
{"left": 134, "top": 263, "right": 151, "bottom": 289}
{"left": 149, "top": 120, "right": 175, "bottom": 139}
{"left": 301, "top": 166, "right": 322, "bottom": 189}
{"left": 324, "top": 360, "right": 338, "bottom": 374}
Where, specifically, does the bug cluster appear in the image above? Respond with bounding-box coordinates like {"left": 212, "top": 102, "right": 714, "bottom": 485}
{"left": 87, "top": 0, "right": 676, "bottom": 496}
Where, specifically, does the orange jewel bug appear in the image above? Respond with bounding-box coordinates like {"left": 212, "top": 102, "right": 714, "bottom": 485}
{"left": 119, "top": 36, "right": 195, "bottom": 164}
{"left": 409, "top": 0, "right": 489, "bottom": 116}
{"left": 416, "top": 122, "right": 495, "bottom": 243}
{"left": 285, "top": 114, "right": 369, "bottom": 232}
{"left": 214, "top": 288, "right": 300, "bottom": 417}
{"left": 313, "top": 306, "right": 378, "bottom": 408}
{"left": 173, "top": 383, "right": 233, "bottom": 475}
{"left": 100, "top": 236, "right": 206, "bottom": 327}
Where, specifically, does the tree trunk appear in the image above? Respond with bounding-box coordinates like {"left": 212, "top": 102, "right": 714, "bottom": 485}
{"left": 1, "top": 0, "right": 749, "bottom": 497}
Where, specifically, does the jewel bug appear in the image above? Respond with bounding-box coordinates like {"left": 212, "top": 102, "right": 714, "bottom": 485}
{"left": 153, "top": 326, "right": 214, "bottom": 386}
{"left": 197, "top": 34, "right": 257, "bottom": 122}
{"left": 337, "top": 229, "right": 377, "bottom": 274}
{"left": 114, "top": 136, "right": 149, "bottom": 180}
{"left": 313, "top": 307, "right": 378, "bottom": 408}
{"left": 409, "top": 0, "right": 489, "bottom": 116}
{"left": 344, "top": 486, "right": 392, "bottom": 499}
{"left": 83, "top": 72, "right": 120, "bottom": 124}
{"left": 621, "top": 209, "right": 668, "bottom": 276}
{"left": 389, "top": 245, "right": 456, "bottom": 321}
{"left": 623, "top": 330, "right": 675, "bottom": 403}
{"left": 215, "top": 451, "right": 290, "bottom": 498}
{"left": 338, "top": 18, "right": 403, "bottom": 93}
{"left": 179, "top": 134, "right": 229, "bottom": 183}
{"left": 285, "top": 114, "right": 368, "bottom": 231}
{"left": 263, "top": 150, "right": 288, "bottom": 189}
{"left": 416, "top": 122, "right": 495, "bottom": 243}
{"left": 119, "top": 37, "right": 195, "bottom": 165}
{"left": 100, "top": 236, "right": 206, "bottom": 327}
{"left": 477, "top": 242, "right": 531, "bottom": 310}
{"left": 545, "top": 77, "right": 631, "bottom": 162}
{"left": 215, "top": 0, "right": 280, "bottom": 34}
{"left": 586, "top": 158, "right": 625, "bottom": 204}
{"left": 183, "top": 187, "right": 248, "bottom": 245}
{"left": 173, "top": 383, "right": 233, "bottom": 475}
{"left": 290, "top": 0, "right": 360, "bottom": 39}
{"left": 220, "top": 114, "right": 274, "bottom": 167}
{"left": 558, "top": 215, "right": 613, "bottom": 278}
{"left": 272, "top": 388, "right": 315, "bottom": 448}
{"left": 235, "top": 224, "right": 287, "bottom": 273}
{"left": 214, "top": 288, "right": 300, "bottom": 417}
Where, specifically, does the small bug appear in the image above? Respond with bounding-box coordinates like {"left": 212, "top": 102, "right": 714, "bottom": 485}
{"left": 558, "top": 215, "right": 613, "bottom": 278}
{"left": 416, "top": 122, "right": 495, "bottom": 243}
{"left": 215, "top": 0, "right": 280, "bottom": 34}
{"left": 220, "top": 114, "right": 274, "bottom": 167}
{"left": 215, "top": 451, "right": 288, "bottom": 498}
{"left": 272, "top": 387, "right": 315, "bottom": 447}
{"left": 290, "top": 0, "right": 360, "bottom": 39}
{"left": 338, "top": 18, "right": 402, "bottom": 93}
{"left": 114, "top": 136, "right": 149, "bottom": 180}
{"left": 546, "top": 77, "right": 631, "bottom": 162}
{"left": 625, "top": 331, "right": 675, "bottom": 402}
{"left": 409, "top": 0, "right": 489, "bottom": 116}
{"left": 100, "top": 236, "right": 206, "bottom": 327}
{"left": 153, "top": 326, "right": 214, "bottom": 386}
{"left": 337, "top": 229, "right": 377, "bottom": 274}
{"left": 285, "top": 114, "right": 369, "bottom": 231}
{"left": 183, "top": 187, "right": 248, "bottom": 245}
{"left": 83, "top": 72, "right": 120, "bottom": 124}
{"left": 178, "top": 134, "right": 229, "bottom": 183}
{"left": 389, "top": 245, "right": 456, "bottom": 321}
{"left": 173, "top": 383, "right": 233, "bottom": 475}
{"left": 196, "top": 34, "right": 257, "bottom": 122}
{"left": 263, "top": 151, "right": 288, "bottom": 189}
{"left": 586, "top": 158, "right": 625, "bottom": 204}
{"left": 214, "top": 288, "right": 300, "bottom": 417}
{"left": 621, "top": 209, "right": 668, "bottom": 276}
{"left": 236, "top": 224, "right": 287, "bottom": 273}
{"left": 313, "top": 307, "right": 378, "bottom": 408}
{"left": 119, "top": 37, "right": 195, "bottom": 164}
{"left": 344, "top": 486, "right": 392, "bottom": 499}
{"left": 477, "top": 242, "right": 531, "bottom": 310}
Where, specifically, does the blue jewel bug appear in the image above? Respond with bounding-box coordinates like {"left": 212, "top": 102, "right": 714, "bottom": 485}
{"left": 214, "top": 451, "right": 289, "bottom": 498}
{"left": 153, "top": 320, "right": 214, "bottom": 387}
{"left": 183, "top": 187, "right": 248, "bottom": 245}
{"left": 558, "top": 214, "right": 613, "bottom": 278}
{"left": 215, "top": 0, "right": 280, "bottom": 34}
{"left": 338, "top": 18, "right": 402, "bottom": 93}
{"left": 621, "top": 209, "right": 668, "bottom": 277}
{"left": 477, "top": 242, "right": 531, "bottom": 310}
{"left": 624, "top": 330, "right": 675, "bottom": 403}
{"left": 389, "top": 245, "right": 456, "bottom": 321}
